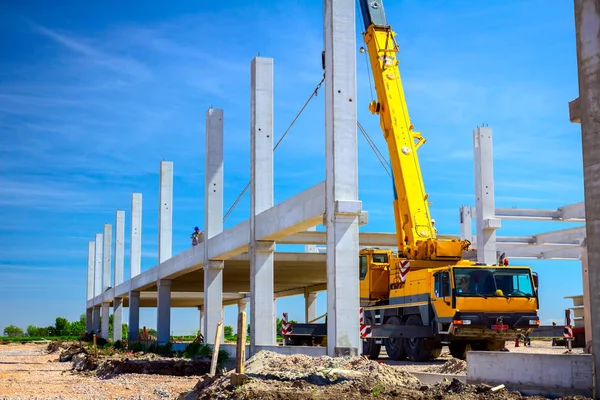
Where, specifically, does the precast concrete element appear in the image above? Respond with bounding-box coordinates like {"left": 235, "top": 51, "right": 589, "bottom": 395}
{"left": 93, "top": 305, "right": 100, "bottom": 333}
{"left": 573, "top": 1, "right": 600, "bottom": 395}
{"left": 198, "top": 306, "right": 204, "bottom": 338}
{"left": 204, "top": 107, "right": 224, "bottom": 344}
{"left": 103, "top": 224, "right": 112, "bottom": 291}
{"left": 159, "top": 161, "right": 173, "bottom": 263}
{"left": 466, "top": 352, "right": 594, "bottom": 398}
{"left": 86, "top": 308, "right": 93, "bottom": 333}
{"left": 87, "top": 241, "right": 95, "bottom": 300}
{"left": 101, "top": 303, "right": 109, "bottom": 339}
{"left": 249, "top": 56, "right": 276, "bottom": 353}
{"left": 94, "top": 233, "right": 103, "bottom": 296}
{"left": 113, "top": 297, "right": 123, "bottom": 341}
{"left": 157, "top": 279, "right": 172, "bottom": 344}
{"left": 115, "top": 210, "right": 125, "bottom": 286}
{"left": 305, "top": 291, "right": 317, "bottom": 322}
{"left": 130, "top": 193, "right": 142, "bottom": 278}
{"left": 459, "top": 206, "right": 475, "bottom": 243}
{"left": 580, "top": 244, "right": 592, "bottom": 342}
{"left": 128, "top": 291, "right": 140, "bottom": 341}
{"left": 473, "top": 127, "right": 500, "bottom": 265}
{"left": 305, "top": 226, "right": 319, "bottom": 253}
{"left": 323, "top": 0, "right": 361, "bottom": 357}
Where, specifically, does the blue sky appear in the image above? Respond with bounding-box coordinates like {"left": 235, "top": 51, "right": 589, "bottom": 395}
{"left": 0, "top": 0, "right": 585, "bottom": 335}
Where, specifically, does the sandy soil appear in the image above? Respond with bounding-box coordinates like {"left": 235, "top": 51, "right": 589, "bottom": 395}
{"left": 0, "top": 342, "right": 198, "bottom": 399}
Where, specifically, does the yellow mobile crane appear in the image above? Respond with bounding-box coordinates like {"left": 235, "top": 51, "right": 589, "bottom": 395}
{"left": 357, "top": 0, "right": 540, "bottom": 361}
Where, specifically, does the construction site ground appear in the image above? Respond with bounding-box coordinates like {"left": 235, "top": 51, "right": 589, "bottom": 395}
{"left": 0, "top": 340, "right": 590, "bottom": 399}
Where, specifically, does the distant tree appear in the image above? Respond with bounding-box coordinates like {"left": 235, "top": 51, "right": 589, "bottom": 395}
{"left": 69, "top": 314, "right": 86, "bottom": 336}
{"left": 122, "top": 323, "right": 128, "bottom": 339}
{"left": 54, "top": 317, "right": 69, "bottom": 336}
{"left": 3, "top": 325, "right": 24, "bottom": 337}
{"left": 26, "top": 325, "right": 39, "bottom": 337}
{"left": 224, "top": 325, "right": 233, "bottom": 337}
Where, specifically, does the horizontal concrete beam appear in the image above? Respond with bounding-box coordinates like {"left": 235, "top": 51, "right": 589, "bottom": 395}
{"left": 569, "top": 97, "right": 581, "bottom": 123}
{"left": 495, "top": 203, "right": 585, "bottom": 222}
{"left": 275, "top": 283, "right": 328, "bottom": 298}
{"left": 279, "top": 231, "right": 460, "bottom": 246}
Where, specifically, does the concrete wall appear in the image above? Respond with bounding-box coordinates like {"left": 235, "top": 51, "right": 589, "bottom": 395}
{"left": 466, "top": 351, "right": 593, "bottom": 398}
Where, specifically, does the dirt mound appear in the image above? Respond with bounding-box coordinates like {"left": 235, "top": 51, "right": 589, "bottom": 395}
{"left": 178, "top": 351, "right": 593, "bottom": 400}
{"left": 95, "top": 357, "right": 212, "bottom": 378}
{"left": 46, "top": 341, "right": 61, "bottom": 353}
{"left": 72, "top": 352, "right": 99, "bottom": 372}
{"left": 424, "top": 358, "right": 467, "bottom": 375}
{"left": 59, "top": 343, "right": 87, "bottom": 362}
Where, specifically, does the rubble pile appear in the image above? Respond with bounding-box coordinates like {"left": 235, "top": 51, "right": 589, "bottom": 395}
{"left": 424, "top": 358, "right": 468, "bottom": 375}
{"left": 178, "top": 351, "right": 593, "bottom": 400}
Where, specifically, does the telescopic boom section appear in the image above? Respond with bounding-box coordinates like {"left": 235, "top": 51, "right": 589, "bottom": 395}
{"left": 359, "top": 0, "right": 468, "bottom": 261}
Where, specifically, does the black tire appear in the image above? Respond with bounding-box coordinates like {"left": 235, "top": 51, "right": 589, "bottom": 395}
{"left": 403, "top": 315, "right": 437, "bottom": 362}
{"left": 449, "top": 341, "right": 471, "bottom": 360}
{"left": 362, "top": 338, "right": 381, "bottom": 360}
{"left": 384, "top": 316, "right": 407, "bottom": 361}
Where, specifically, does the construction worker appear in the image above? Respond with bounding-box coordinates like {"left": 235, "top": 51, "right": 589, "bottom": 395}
{"left": 191, "top": 227, "right": 200, "bottom": 246}
{"left": 431, "top": 219, "right": 438, "bottom": 234}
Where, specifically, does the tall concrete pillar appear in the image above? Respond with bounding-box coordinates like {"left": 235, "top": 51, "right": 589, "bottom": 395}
{"left": 115, "top": 210, "right": 125, "bottom": 286}
{"left": 249, "top": 56, "right": 276, "bottom": 354}
{"left": 473, "top": 127, "right": 501, "bottom": 265}
{"left": 113, "top": 298, "right": 123, "bottom": 341}
{"left": 157, "top": 279, "right": 172, "bottom": 344}
{"left": 102, "top": 224, "right": 112, "bottom": 291}
{"left": 573, "top": 1, "right": 600, "bottom": 392}
{"left": 94, "top": 233, "right": 103, "bottom": 296}
{"left": 305, "top": 291, "right": 317, "bottom": 322}
{"left": 87, "top": 241, "right": 95, "bottom": 301}
{"left": 580, "top": 245, "right": 593, "bottom": 343}
{"left": 159, "top": 162, "right": 173, "bottom": 263}
{"left": 93, "top": 305, "right": 100, "bottom": 333}
{"left": 101, "top": 303, "right": 109, "bottom": 339}
{"left": 203, "top": 107, "right": 224, "bottom": 344}
{"left": 86, "top": 308, "right": 93, "bottom": 333}
{"left": 128, "top": 291, "right": 140, "bottom": 342}
{"left": 459, "top": 206, "right": 475, "bottom": 243}
{"left": 323, "top": 0, "right": 362, "bottom": 357}
{"left": 198, "top": 306, "right": 204, "bottom": 338}
{"left": 130, "top": 193, "right": 142, "bottom": 278}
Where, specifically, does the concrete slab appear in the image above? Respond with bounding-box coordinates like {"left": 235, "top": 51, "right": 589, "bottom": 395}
{"left": 466, "top": 351, "right": 593, "bottom": 398}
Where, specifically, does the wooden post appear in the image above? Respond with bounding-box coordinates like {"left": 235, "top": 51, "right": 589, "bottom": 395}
{"left": 93, "top": 334, "right": 98, "bottom": 359}
{"left": 236, "top": 311, "right": 247, "bottom": 374}
{"left": 209, "top": 321, "right": 223, "bottom": 376}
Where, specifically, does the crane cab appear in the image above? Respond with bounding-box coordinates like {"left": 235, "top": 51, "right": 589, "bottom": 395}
{"left": 359, "top": 248, "right": 393, "bottom": 305}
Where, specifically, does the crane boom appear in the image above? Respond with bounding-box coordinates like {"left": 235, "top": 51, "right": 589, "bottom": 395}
{"left": 359, "top": 0, "right": 468, "bottom": 261}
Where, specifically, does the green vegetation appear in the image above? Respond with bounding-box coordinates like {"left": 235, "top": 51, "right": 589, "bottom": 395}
{"left": 3, "top": 314, "right": 127, "bottom": 340}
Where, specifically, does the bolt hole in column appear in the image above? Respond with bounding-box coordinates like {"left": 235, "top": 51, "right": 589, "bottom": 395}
{"left": 259, "top": 128, "right": 262, "bottom": 131}
{"left": 338, "top": 90, "right": 341, "bottom": 93}
{"left": 349, "top": 98, "right": 353, "bottom": 102}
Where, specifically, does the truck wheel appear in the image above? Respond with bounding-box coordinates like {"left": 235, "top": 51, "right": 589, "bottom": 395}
{"left": 403, "top": 315, "right": 437, "bottom": 362}
{"left": 449, "top": 341, "right": 471, "bottom": 360}
{"left": 384, "top": 316, "right": 407, "bottom": 361}
{"left": 362, "top": 338, "right": 381, "bottom": 360}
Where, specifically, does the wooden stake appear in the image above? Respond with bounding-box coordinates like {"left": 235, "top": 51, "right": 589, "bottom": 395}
{"left": 93, "top": 334, "right": 98, "bottom": 359}
{"left": 209, "top": 321, "right": 223, "bottom": 376}
{"left": 236, "top": 311, "right": 247, "bottom": 374}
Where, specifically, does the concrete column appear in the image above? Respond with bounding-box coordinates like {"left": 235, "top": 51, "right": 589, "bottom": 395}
{"left": 158, "top": 162, "right": 173, "bottom": 263}
{"left": 86, "top": 308, "right": 93, "bottom": 333}
{"left": 473, "top": 126, "right": 501, "bottom": 265}
{"left": 580, "top": 245, "right": 593, "bottom": 343}
{"left": 101, "top": 303, "right": 109, "bottom": 339}
{"left": 573, "top": 2, "right": 600, "bottom": 390}
{"left": 113, "top": 298, "right": 123, "bottom": 341}
{"left": 130, "top": 193, "right": 142, "bottom": 278}
{"left": 87, "top": 241, "right": 95, "bottom": 300}
{"left": 115, "top": 210, "right": 125, "bottom": 286}
{"left": 93, "top": 306, "right": 100, "bottom": 333}
{"left": 203, "top": 107, "right": 224, "bottom": 344}
{"left": 102, "top": 224, "right": 112, "bottom": 290}
{"left": 128, "top": 291, "right": 140, "bottom": 342}
{"left": 157, "top": 279, "right": 172, "bottom": 344}
{"left": 198, "top": 306, "right": 204, "bottom": 338}
{"left": 459, "top": 206, "right": 476, "bottom": 243}
{"left": 238, "top": 299, "right": 249, "bottom": 338}
{"left": 249, "top": 56, "right": 276, "bottom": 354}
{"left": 94, "top": 233, "right": 103, "bottom": 296}
{"left": 305, "top": 291, "right": 317, "bottom": 322}
{"left": 324, "top": 0, "right": 362, "bottom": 357}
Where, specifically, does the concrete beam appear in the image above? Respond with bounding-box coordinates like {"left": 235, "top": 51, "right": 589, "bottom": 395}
{"left": 324, "top": 0, "right": 361, "bottom": 357}
{"left": 102, "top": 224, "right": 112, "bottom": 291}
{"left": 570, "top": 97, "right": 581, "bottom": 123}
{"left": 473, "top": 126, "right": 500, "bottom": 265}
{"left": 573, "top": 1, "right": 600, "bottom": 393}
{"left": 159, "top": 161, "right": 173, "bottom": 263}
{"left": 115, "top": 210, "right": 125, "bottom": 286}
{"left": 94, "top": 233, "right": 103, "bottom": 296}
{"left": 204, "top": 107, "right": 224, "bottom": 344}
{"left": 130, "top": 193, "right": 142, "bottom": 278}
{"left": 496, "top": 203, "right": 585, "bottom": 222}
{"left": 87, "top": 241, "right": 95, "bottom": 301}
{"left": 249, "top": 56, "right": 276, "bottom": 353}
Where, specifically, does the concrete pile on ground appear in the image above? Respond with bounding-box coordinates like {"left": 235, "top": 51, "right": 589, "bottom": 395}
{"left": 177, "top": 351, "right": 592, "bottom": 400}
{"left": 424, "top": 358, "right": 467, "bottom": 375}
